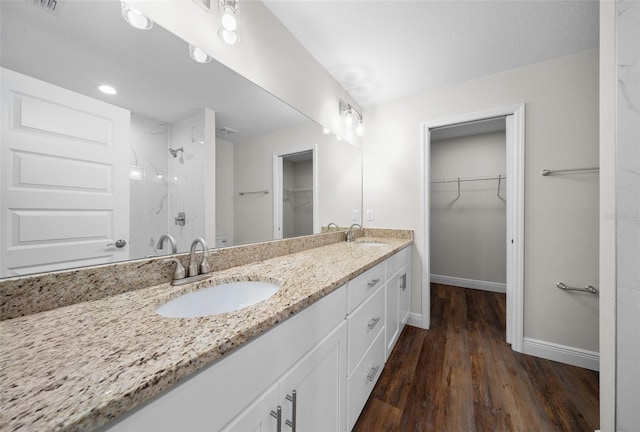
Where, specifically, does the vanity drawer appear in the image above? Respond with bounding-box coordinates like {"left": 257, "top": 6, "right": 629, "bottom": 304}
{"left": 386, "top": 245, "right": 411, "bottom": 278}
{"left": 347, "top": 328, "right": 386, "bottom": 431}
{"left": 348, "top": 285, "right": 385, "bottom": 374}
{"left": 348, "top": 261, "right": 385, "bottom": 313}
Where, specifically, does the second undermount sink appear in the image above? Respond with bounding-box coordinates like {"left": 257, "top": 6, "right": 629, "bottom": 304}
{"left": 156, "top": 281, "right": 280, "bottom": 318}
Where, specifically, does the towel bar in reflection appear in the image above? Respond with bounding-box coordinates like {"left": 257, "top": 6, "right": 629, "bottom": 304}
{"left": 556, "top": 282, "right": 598, "bottom": 294}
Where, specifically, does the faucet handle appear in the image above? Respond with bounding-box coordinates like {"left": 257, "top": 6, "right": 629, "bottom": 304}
{"left": 199, "top": 257, "right": 210, "bottom": 274}
{"left": 162, "top": 258, "right": 186, "bottom": 280}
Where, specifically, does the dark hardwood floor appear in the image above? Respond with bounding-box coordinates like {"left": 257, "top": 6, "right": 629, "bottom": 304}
{"left": 353, "top": 284, "right": 599, "bottom": 432}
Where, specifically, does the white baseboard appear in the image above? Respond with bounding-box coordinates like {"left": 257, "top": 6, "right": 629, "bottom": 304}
{"left": 407, "top": 312, "right": 426, "bottom": 329}
{"left": 430, "top": 274, "right": 506, "bottom": 294}
{"left": 523, "top": 337, "right": 599, "bottom": 371}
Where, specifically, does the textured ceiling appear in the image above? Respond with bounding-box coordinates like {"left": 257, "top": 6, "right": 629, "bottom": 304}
{"left": 263, "top": 0, "right": 599, "bottom": 107}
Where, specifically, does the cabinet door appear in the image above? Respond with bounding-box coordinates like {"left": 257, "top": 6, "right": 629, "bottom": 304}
{"left": 399, "top": 263, "right": 411, "bottom": 326}
{"left": 224, "top": 383, "right": 279, "bottom": 432}
{"left": 385, "top": 271, "right": 400, "bottom": 359}
{"left": 279, "top": 321, "right": 347, "bottom": 432}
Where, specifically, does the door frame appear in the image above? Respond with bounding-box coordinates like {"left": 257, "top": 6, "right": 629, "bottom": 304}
{"left": 273, "top": 145, "right": 318, "bottom": 240}
{"left": 421, "top": 104, "right": 525, "bottom": 352}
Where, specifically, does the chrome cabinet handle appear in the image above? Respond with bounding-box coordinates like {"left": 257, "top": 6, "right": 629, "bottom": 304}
{"left": 285, "top": 390, "right": 296, "bottom": 431}
{"left": 106, "top": 239, "right": 127, "bottom": 248}
{"left": 367, "top": 317, "right": 380, "bottom": 330}
{"left": 367, "top": 278, "right": 380, "bottom": 289}
{"left": 367, "top": 365, "right": 380, "bottom": 382}
{"left": 400, "top": 273, "right": 407, "bottom": 291}
{"left": 270, "top": 406, "right": 282, "bottom": 432}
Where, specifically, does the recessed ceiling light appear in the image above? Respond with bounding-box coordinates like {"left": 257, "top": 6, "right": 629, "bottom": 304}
{"left": 98, "top": 84, "right": 117, "bottom": 95}
{"left": 121, "top": 1, "right": 153, "bottom": 30}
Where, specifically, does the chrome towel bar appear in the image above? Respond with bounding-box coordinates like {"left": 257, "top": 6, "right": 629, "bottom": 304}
{"left": 541, "top": 167, "right": 599, "bottom": 176}
{"left": 556, "top": 282, "right": 598, "bottom": 294}
{"left": 238, "top": 189, "right": 269, "bottom": 196}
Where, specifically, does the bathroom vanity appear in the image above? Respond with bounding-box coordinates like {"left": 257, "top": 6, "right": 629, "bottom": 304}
{"left": 0, "top": 230, "right": 412, "bottom": 431}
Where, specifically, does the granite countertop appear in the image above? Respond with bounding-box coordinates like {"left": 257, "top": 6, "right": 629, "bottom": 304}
{"left": 0, "top": 236, "right": 412, "bottom": 431}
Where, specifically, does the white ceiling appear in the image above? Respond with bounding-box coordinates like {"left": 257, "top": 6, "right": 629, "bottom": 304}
{"left": 263, "top": 0, "right": 599, "bottom": 107}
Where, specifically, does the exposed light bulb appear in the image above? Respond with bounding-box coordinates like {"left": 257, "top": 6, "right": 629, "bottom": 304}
{"left": 220, "top": 29, "right": 238, "bottom": 45}
{"left": 98, "top": 84, "right": 117, "bottom": 95}
{"left": 221, "top": 6, "right": 237, "bottom": 31}
{"left": 344, "top": 109, "right": 354, "bottom": 129}
{"left": 121, "top": 1, "right": 153, "bottom": 30}
{"left": 356, "top": 119, "right": 364, "bottom": 137}
{"left": 189, "top": 45, "right": 211, "bottom": 64}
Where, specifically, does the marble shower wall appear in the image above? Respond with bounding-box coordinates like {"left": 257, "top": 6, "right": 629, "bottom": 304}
{"left": 616, "top": 1, "right": 640, "bottom": 430}
{"left": 167, "top": 111, "right": 206, "bottom": 253}
{"left": 129, "top": 111, "right": 207, "bottom": 259}
{"left": 129, "top": 114, "right": 170, "bottom": 259}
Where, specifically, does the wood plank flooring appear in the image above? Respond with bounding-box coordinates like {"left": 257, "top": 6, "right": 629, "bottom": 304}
{"left": 353, "top": 284, "right": 599, "bottom": 432}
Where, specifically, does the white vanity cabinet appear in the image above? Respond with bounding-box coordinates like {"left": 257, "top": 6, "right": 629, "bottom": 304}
{"left": 346, "top": 261, "right": 387, "bottom": 431}
{"left": 103, "top": 285, "right": 347, "bottom": 432}
{"left": 226, "top": 321, "right": 347, "bottom": 432}
{"left": 385, "top": 246, "right": 412, "bottom": 358}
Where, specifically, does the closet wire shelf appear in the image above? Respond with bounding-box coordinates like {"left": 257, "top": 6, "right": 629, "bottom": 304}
{"left": 430, "top": 175, "right": 505, "bottom": 199}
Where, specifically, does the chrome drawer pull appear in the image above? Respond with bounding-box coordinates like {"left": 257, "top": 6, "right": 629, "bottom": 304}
{"left": 400, "top": 273, "right": 407, "bottom": 291}
{"left": 270, "top": 406, "right": 282, "bottom": 432}
{"left": 285, "top": 390, "right": 296, "bottom": 431}
{"left": 367, "top": 278, "right": 380, "bottom": 289}
{"left": 367, "top": 365, "right": 380, "bottom": 382}
{"left": 367, "top": 317, "right": 380, "bottom": 330}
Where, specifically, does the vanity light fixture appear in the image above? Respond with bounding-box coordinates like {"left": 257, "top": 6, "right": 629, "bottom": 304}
{"left": 355, "top": 117, "right": 364, "bottom": 137}
{"left": 120, "top": 1, "right": 153, "bottom": 30}
{"left": 339, "top": 100, "right": 364, "bottom": 136}
{"left": 189, "top": 44, "right": 212, "bottom": 64}
{"left": 343, "top": 107, "right": 354, "bottom": 129}
{"left": 218, "top": 0, "right": 239, "bottom": 45}
{"left": 98, "top": 84, "right": 117, "bottom": 95}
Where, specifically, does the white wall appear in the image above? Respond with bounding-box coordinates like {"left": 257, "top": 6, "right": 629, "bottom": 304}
{"left": 613, "top": 1, "right": 640, "bottom": 430}
{"left": 363, "top": 49, "right": 599, "bottom": 353}
{"left": 234, "top": 123, "right": 362, "bottom": 245}
{"left": 430, "top": 132, "right": 506, "bottom": 285}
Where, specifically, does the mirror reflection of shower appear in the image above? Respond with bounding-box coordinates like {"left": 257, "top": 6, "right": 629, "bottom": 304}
{"left": 281, "top": 150, "right": 314, "bottom": 239}
{"left": 169, "top": 146, "right": 184, "bottom": 163}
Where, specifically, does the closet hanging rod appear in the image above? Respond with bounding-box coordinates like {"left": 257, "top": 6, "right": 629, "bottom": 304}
{"left": 283, "top": 187, "right": 313, "bottom": 193}
{"left": 556, "top": 282, "right": 598, "bottom": 294}
{"left": 238, "top": 189, "right": 269, "bottom": 196}
{"left": 541, "top": 167, "right": 599, "bottom": 176}
{"left": 430, "top": 174, "right": 506, "bottom": 184}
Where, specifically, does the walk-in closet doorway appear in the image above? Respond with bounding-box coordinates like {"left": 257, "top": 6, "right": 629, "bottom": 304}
{"left": 421, "top": 105, "right": 525, "bottom": 352}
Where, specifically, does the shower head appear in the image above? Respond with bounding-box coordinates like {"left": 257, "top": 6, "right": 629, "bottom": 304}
{"left": 169, "top": 147, "right": 184, "bottom": 158}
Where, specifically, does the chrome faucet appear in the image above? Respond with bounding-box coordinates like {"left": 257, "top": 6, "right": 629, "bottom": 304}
{"left": 188, "top": 237, "right": 211, "bottom": 277}
{"left": 327, "top": 222, "right": 339, "bottom": 232}
{"left": 346, "top": 223, "right": 362, "bottom": 242}
{"left": 156, "top": 234, "right": 177, "bottom": 254}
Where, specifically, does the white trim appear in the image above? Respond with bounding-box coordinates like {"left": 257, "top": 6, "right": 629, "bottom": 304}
{"left": 430, "top": 274, "right": 506, "bottom": 293}
{"left": 523, "top": 338, "right": 600, "bottom": 372}
{"left": 407, "top": 312, "right": 424, "bottom": 329}
{"left": 421, "top": 103, "right": 525, "bottom": 353}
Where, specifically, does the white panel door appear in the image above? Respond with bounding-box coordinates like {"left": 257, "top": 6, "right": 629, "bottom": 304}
{"left": 0, "top": 68, "right": 130, "bottom": 277}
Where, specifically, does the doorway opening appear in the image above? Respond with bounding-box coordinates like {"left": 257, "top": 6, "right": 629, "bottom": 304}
{"left": 422, "top": 105, "right": 525, "bottom": 352}
{"left": 273, "top": 148, "right": 316, "bottom": 239}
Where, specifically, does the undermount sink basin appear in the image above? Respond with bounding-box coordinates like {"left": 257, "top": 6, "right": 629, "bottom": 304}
{"left": 354, "top": 240, "right": 388, "bottom": 247}
{"left": 156, "top": 281, "right": 280, "bottom": 318}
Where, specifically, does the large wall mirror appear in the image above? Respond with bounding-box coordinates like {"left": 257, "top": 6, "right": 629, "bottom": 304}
{"left": 0, "top": 0, "right": 362, "bottom": 278}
